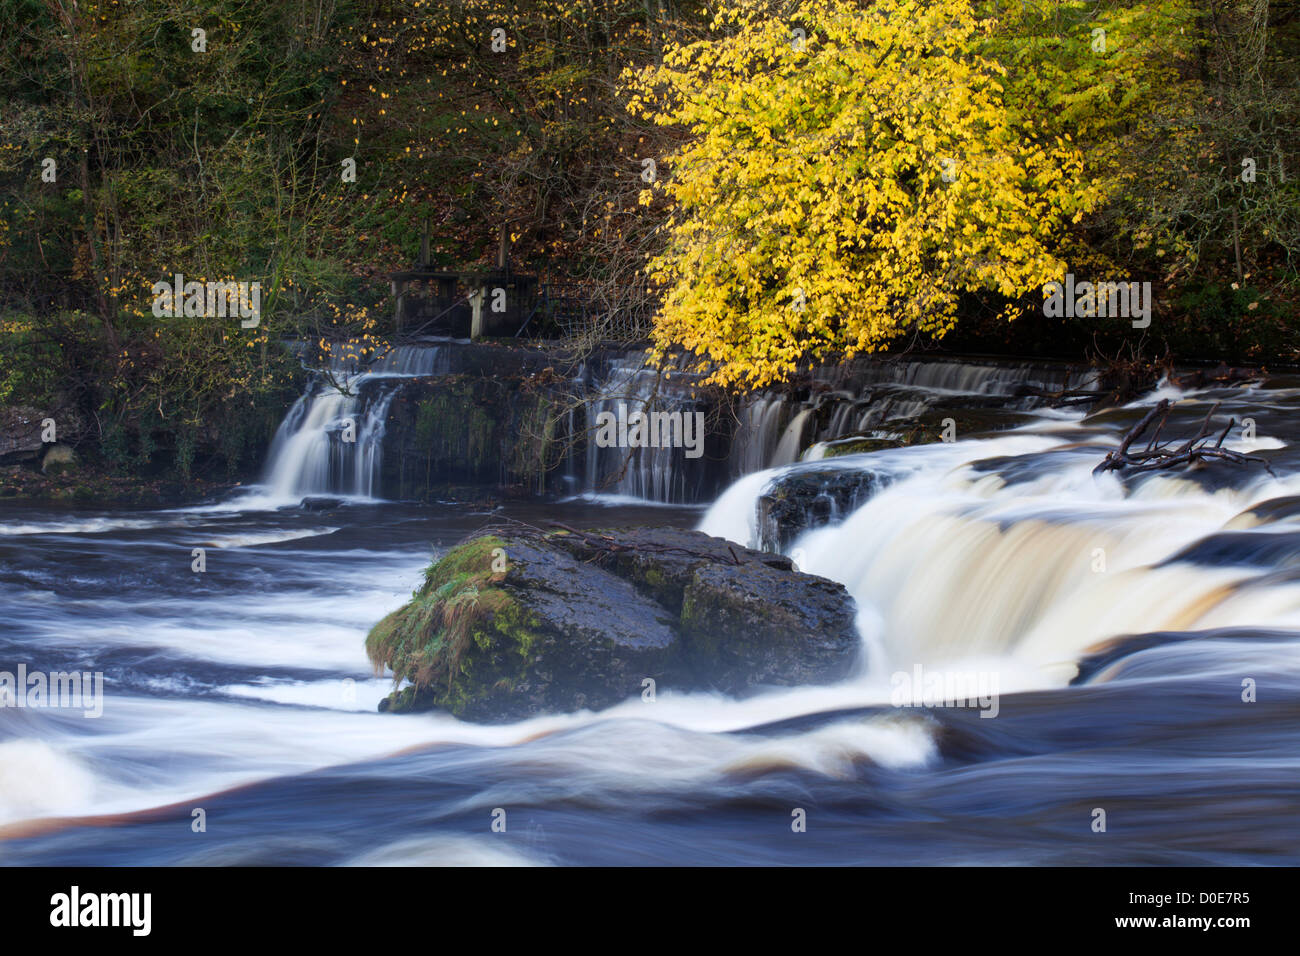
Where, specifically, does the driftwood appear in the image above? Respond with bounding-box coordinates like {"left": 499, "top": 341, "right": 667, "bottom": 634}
{"left": 1168, "top": 363, "right": 1264, "bottom": 391}
{"left": 1016, "top": 384, "right": 1111, "bottom": 407}
{"left": 1094, "top": 399, "right": 1275, "bottom": 477}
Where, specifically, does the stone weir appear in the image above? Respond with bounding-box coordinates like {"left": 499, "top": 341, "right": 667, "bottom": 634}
{"left": 266, "top": 338, "right": 1098, "bottom": 505}
{"left": 373, "top": 340, "right": 732, "bottom": 502}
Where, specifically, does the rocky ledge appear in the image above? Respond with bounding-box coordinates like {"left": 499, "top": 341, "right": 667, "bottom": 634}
{"left": 366, "top": 526, "right": 860, "bottom": 722}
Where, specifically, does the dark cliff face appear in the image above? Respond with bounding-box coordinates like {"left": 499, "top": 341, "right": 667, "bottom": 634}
{"left": 381, "top": 374, "right": 569, "bottom": 498}
{"left": 373, "top": 341, "right": 734, "bottom": 503}
{"left": 366, "top": 342, "right": 563, "bottom": 499}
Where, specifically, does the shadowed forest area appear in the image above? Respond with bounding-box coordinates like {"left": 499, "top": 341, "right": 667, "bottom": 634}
{"left": 1, "top": 0, "right": 1297, "bottom": 480}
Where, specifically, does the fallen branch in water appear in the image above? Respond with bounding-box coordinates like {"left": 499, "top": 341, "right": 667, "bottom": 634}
{"left": 1015, "top": 384, "right": 1111, "bottom": 407}
{"left": 1094, "top": 399, "right": 1275, "bottom": 477}
{"left": 1168, "top": 363, "right": 1264, "bottom": 391}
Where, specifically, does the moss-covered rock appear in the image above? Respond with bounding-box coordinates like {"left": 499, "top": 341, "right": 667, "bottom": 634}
{"left": 367, "top": 533, "right": 682, "bottom": 721}
{"left": 820, "top": 436, "right": 906, "bottom": 458}
{"left": 367, "top": 526, "right": 860, "bottom": 721}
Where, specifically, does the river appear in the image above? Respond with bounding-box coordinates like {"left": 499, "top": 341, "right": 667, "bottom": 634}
{"left": 2, "top": 361, "right": 1299, "bottom": 865}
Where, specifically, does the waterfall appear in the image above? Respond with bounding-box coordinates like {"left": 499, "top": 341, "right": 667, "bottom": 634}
{"left": 699, "top": 391, "right": 1296, "bottom": 691}
{"left": 770, "top": 408, "right": 814, "bottom": 467}
{"left": 259, "top": 345, "right": 446, "bottom": 503}
{"left": 580, "top": 355, "right": 713, "bottom": 503}
{"left": 256, "top": 345, "right": 1105, "bottom": 507}
{"left": 733, "top": 397, "right": 788, "bottom": 474}
{"left": 728, "top": 357, "right": 1099, "bottom": 477}
{"left": 573, "top": 353, "right": 1098, "bottom": 505}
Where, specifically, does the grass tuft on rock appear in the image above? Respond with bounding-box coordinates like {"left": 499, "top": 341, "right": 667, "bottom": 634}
{"left": 365, "top": 534, "right": 539, "bottom": 715}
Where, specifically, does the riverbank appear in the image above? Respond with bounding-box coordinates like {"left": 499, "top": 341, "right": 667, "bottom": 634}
{"left": 0, "top": 464, "right": 240, "bottom": 507}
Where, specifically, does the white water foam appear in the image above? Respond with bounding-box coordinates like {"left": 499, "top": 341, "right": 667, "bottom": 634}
{"left": 701, "top": 404, "right": 1300, "bottom": 690}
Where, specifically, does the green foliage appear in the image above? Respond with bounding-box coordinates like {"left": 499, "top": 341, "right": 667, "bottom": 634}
{"left": 0, "top": 0, "right": 713, "bottom": 479}
{"left": 0, "top": 315, "right": 64, "bottom": 406}
{"left": 1, "top": 0, "right": 1295, "bottom": 470}
{"left": 1171, "top": 280, "right": 1292, "bottom": 361}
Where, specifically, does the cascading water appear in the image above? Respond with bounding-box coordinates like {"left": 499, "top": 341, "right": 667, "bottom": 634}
{"left": 6, "top": 371, "right": 1300, "bottom": 865}
{"left": 733, "top": 397, "right": 787, "bottom": 474}
{"left": 259, "top": 345, "right": 447, "bottom": 502}
{"left": 580, "top": 355, "right": 713, "bottom": 503}
{"left": 770, "top": 408, "right": 814, "bottom": 467}
{"left": 572, "top": 353, "right": 1095, "bottom": 506}
{"left": 702, "top": 381, "right": 1300, "bottom": 696}
{"left": 728, "top": 357, "right": 1100, "bottom": 477}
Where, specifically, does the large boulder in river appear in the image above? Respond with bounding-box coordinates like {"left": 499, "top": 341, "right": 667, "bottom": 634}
{"left": 366, "top": 527, "right": 860, "bottom": 721}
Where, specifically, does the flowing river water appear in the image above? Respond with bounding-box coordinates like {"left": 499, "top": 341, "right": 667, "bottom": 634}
{"left": 2, "top": 364, "right": 1300, "bottom": 865}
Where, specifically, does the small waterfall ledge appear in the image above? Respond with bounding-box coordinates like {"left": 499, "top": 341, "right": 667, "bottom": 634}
{"left": 257, "top": 340, "right": 1098, "bottom": 506}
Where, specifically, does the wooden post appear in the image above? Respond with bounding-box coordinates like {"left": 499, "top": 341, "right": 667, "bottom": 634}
{"left": 469, "top": 286, "right": 485, "bottom": 339}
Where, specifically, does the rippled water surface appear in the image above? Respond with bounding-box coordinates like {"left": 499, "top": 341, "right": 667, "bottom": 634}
{"left": 3, "top": 377, "right": 1300, "bottom": 865}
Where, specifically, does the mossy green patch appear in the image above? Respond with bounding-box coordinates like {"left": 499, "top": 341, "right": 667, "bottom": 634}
{"left": 399, "top": 377, "right": 563, "bottom": 497}
{"left": 412, "top": 381, "right": 497, "bottom": 476}
{"left": 821, "top": 437, "right": 900, "bottom": 458}
{"left": 366, "top": 534, "right": 542, "bottom": 716}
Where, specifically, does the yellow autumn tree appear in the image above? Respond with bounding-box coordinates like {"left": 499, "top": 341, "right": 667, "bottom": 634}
{"left": 628, "top": 0, "right": 1111, "bottom": 388}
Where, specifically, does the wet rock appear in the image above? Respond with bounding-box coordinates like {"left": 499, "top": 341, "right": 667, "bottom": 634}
{"left": 300, "top": 496, "right": 345, "bottom": 511}
{"left": 380, "top": 374, "right": 567, "bottom": 499}
{"left": 680, "top": 559, "right": 860, "bottom": 692}
{"left": 549, "top": 525, "right": 793, "bottom": 614}
{"left": 818, "top": 435, "right": 906, "bottom": 458}
{"left": 1227, "top": 495, "right": 1300, "bottom": 529}
{"left": 367, "top": 527, "right": 860, "bottom": 721}
{"left": 0, "top": 407, "right": 47, "bottom": 465}
{"left": 757, "top": 467, "right": 892, "bottom": 552}
{"left": 1160, "top": 530, "right": 1300, "bottom": 570}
